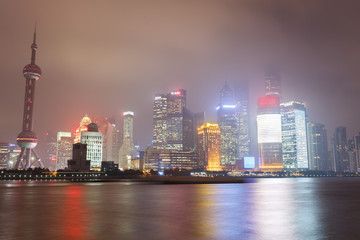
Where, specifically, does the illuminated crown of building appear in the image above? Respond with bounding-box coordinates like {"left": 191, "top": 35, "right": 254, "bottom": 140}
{"left": 80, "top": 114, "right": 92, "bottom": 127}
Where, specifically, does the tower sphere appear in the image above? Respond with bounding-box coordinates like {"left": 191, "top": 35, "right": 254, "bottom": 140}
{"left": 16, "top": 130, "right": 38, "bottom": 149}
{"left": 23, "top": 64, "right": 41, "bottom": 80}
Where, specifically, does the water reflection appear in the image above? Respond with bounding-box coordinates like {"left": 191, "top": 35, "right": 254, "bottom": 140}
{"left": 59, "top": 185, "right": 89, "bottom": 240}
{"left": 1, "top": 178, "right": 360, "bottom": 239}
{"left": 251, "top": 178, "right": 321, "bottom": 239}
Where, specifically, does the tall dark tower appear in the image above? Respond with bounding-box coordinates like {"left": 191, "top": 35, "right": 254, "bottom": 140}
{"left": 15, "top": 27, "right": 44, "bottom": 169}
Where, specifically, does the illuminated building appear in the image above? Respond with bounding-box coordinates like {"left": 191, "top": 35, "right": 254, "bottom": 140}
{"left": 194, "top": 112, "right": 205, "bottom": 150}
{"left": 234, "top": 82, "right": 250, "bottom": 160}
{"left": 97, "top": 117, "right": 122, "bottom": 163}
{"left": 348, "top": 139, "right": 357, "bottom": 172}
{"left": 281, "top": 101, "right": 308, "bottom": 169}
{"left": 333, "top": 127, "right": 350, "bottom": 172}
{"left": 256, "top": 96, "right": 283, "bottom": 170}
{"left": 307, "top": 123, "right": 330, "bottom": 171}
{"left": 74, "top": 114, "right": 92, "bottom": 143}
{"left": 265, "top": 69, "right": 281, "bottom": 97}
{"left": 353, "top": 134, "right": 360, "bottom": 172}
{"left": 56, "top": 132, "right": 73, "bottom": 170}
{"left": 217, "top": 83, "right": 238, "bottom": 166}
{"left": 81, "top": 123, "right": 103, "bottom": 171}
{"left": 197, "top": 123, "right": 221, "bottom": 171}
{"left": 153, "top": 94, "right": 167, "bottom": 148}
{"left": 15, "top": 28, "right": 44, "bottom": 169}
{"left": 144, "top": 147, "right": 197, "bottom": 171}
{"left": 45, "top": 132, "right": 57, "bottom": 171}
{"left": 67, "top": 143, "right": 90, "bottom": 171}
{"left": 8, "top": 144, "right": 21, "bottom": 169}
{"left": 152, "top": 89, "right": 195, "bottom": 151}
{"left": 0, "top": 143, "right": 9, "bottom": 169}
{"left": 166, "top": 89, "right": 187, "bottom": 150}
{"left": 118, "top": 111, "right": 136, "bottom": 170}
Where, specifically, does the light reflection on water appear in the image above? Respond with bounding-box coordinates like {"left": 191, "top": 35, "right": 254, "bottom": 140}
{"left": 1, "top": 178, "right": 360, "bottom": 240}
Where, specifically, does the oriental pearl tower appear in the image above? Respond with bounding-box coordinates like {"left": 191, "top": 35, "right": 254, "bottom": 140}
{"left": 15, "top": 27, "right": 44, "bottom": 169}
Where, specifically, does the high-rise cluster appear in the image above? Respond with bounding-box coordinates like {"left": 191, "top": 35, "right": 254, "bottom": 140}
{"left": 146, "top": 85, "right": 250, "bottom": 172}
{"left": 7, "top": 30, "right": 359, "bottom": 173}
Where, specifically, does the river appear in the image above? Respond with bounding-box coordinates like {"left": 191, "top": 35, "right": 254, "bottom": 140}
{"left": 0, "top": 178, "right": 359, "bottom": 240}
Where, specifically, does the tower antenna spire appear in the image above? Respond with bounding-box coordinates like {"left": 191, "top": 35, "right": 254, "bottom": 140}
{"left": 31, "top": 23, "right": 37, "bottom": 64}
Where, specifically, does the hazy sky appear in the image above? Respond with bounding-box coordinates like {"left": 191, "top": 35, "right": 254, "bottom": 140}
{"left": 1, "top": 0, "right": 360, "bottom": 158}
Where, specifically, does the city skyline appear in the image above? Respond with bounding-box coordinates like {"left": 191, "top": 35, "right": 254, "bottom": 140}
{"left": 2, "top": 0, "right": 360, "bottom": 160}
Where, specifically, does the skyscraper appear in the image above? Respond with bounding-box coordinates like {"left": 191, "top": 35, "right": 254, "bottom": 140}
{"left": 257, "top": 96, "right": 283, "bottom": 170}
{"left": 333, "top": 127, "right": 350, "bottom": 172}
{"left": 348, "top": 139, "right": 357, "bottom": 172}
{"left": 74, "top": 114, "right": 92, "bottom": 143}
{"left": 194, "top": 112, "right": 205, "bottom": 150}
{"left": 166, "top": 89, "right": 186, "bottom": 150}
{"left": 0, "top": 143, "right": 9, "bottom": 169}
{"left": 281, "top": 101, "right": 309, "bottom": 169}
{"left": 183, "top": 108, "right": 195, "bottom": 151}
{"left": 152, "top": 89, "right": 194, "bottom": 151}
{"left": 234, "top": 82, "right": 250, "bottom": 160}
{"left": 45, "top": 132, "right": 57, "bottom": 171}
{"left": 56, "top": 132, "right": 73, "bottom": 170}
{"left": 81, "top": 123, "right": 103, "bottom": 171}
{"left": 217, "top": 83, "right": 238, "bottom": 166}
{"left": 15, "top": 28, "right": 44, "bottom": 169}
{"left": 118, "top": 111, "right": 136, "bottom": 170}
{"left": 153, "top": 94, "right": 167, "bottom": 148}
{"left": 353, "top": 133, "right": 360, "bottom": 172}
{"left": 97, "top": 116, "right": 121, "bottom": 163}
{"left": 8, "top": 144, "right": 21, "bottom": 169}
{"left": 307, "top": 123, "right": 329, "bottom": 171}
{"left": 197, "top": 123, "right": 221, "bottom": 171}
{"left": 265, "top": 69, "right": 281, "bottom": 97}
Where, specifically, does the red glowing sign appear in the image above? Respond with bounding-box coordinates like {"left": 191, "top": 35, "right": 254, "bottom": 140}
{"left": 258, "top": 96, "right": 279, "bottom": 107}
{"left": 51, "top": 157, "right": 56, "bottom": 161}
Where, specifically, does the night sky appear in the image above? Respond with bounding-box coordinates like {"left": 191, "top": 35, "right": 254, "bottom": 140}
{"left": 1, "top": 0, "right": 360, "bottom": 158}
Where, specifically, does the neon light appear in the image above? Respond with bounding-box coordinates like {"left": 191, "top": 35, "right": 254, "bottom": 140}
{"left": 216, "top": 106, "right": 220, "bottom": 110}
{"left": 258, "top": 96, "right": 279, "bottom": 107}
{"left": 223, "top": 105, "right": 236, "bottom": 108}
{"left": 170, "top": 91, "right": 182, "bottom": 95}
{"left": 244, "top": 157, "right": 255, "bottom": 169}
{"left": 123, "top": 111, "right": 134, "bottom": 116}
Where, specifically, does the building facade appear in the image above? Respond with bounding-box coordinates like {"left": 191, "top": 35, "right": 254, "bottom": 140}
{"left": 81, "top": 123, "right": 103, "bottom": 171}
{"left": 67, "top": 143, "right": 91, "bottom": 171}
{"left": 217, "top": 83, "right": 238, "bottom": 166}
{"left": 144, "top": 147, "right": 197, "bottom": 171}
{"left": 257, "top": 96, "right": 283, "bottom": 170}
{"left": 197, "top": 123, "right": 221, "bottom": 171}
{"left": 307, "top": 123, "right": 329, "bottom": 171}
{"left": 281, "top": 101, "right": 308, "bottom": 169}
{"left": 333, "top": 127, "right": 350, "bottom": 172}
{"left": 152, "top": 89, "right": 194, "bottom": 151}
{"left": 0, "top": 143, "right": 9, "bottom": 169}
{"left": 265, "top": 70, "right": 281, "bottom": 97}
{"left": 45, "top": 132, "right": 57, "bottom": 171}
{"left": 353, "top": 134, "right": 360, "bottom": 172}
{"left": 97, "top": 117, "right": 122, "bottom": 163}
{"left": 74, "top": 114, "right": 92, "bottom": 143}
{"left": 56, "top": 132, "right": 73, "bottom": 170}
{"left": 118, "top": 111, "right": 136, "bottom": 170}
{"left": 234, "top": 82, "right": 250, "bottom": 161}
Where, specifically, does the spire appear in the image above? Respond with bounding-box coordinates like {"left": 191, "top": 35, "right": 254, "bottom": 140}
{"left": 31, "top": 23, "right": 37, "bottom": 64}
